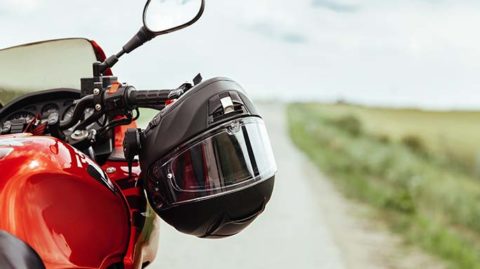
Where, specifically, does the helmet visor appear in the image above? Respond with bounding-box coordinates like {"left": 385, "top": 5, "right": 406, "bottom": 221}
{"left": 147, "top": 117, "right": 276, "bottom": 209}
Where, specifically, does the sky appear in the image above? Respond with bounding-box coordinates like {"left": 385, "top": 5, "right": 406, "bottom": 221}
{"left": 1, "top": 0, "right": 480, "bottom": 109}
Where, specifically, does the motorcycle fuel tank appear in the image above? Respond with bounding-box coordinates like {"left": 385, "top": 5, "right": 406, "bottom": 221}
{"left": 0, "top": 134, "right": 130, "bottom": 269}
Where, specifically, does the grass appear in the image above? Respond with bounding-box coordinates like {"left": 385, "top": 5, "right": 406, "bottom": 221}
{"left": 138, "top": 108, "right": 159, "bottom": 128}
{"left": 0, "top": 89, "right": 28, "bottom": 106}
{"left": 307, "top": 104, "right": 480, "bottom": 174}
{"left": 287, "top": 103, "right": 480, "bottom": 269}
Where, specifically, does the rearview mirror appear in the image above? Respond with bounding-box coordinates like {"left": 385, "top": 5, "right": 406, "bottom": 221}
{"left": 143, "top": 0, "right": 205, "bottom": 35}
{"left": 95, "top": 0, "right": 205, "bottom": 76}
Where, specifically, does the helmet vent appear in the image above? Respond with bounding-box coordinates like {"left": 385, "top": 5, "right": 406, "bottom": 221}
{"left": 208, "top": 91, "right": 246, "bottom": 124}
{"left": 220, "top": 96, "right": 235, "bottom": 114}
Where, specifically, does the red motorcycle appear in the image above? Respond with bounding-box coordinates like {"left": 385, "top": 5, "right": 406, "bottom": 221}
{"left": 0, "top": 1, "right": 277, "bottom": 268}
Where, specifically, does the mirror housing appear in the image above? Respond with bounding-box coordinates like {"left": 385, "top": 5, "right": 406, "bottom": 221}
{"left": 94, "top": 0, "right": 205, "bottom": 76}
{"left": 143, "top": 0, "right": 205, "bottom": 35}
{"left": 124, "top": 0, "right": 205, "bottom": 54}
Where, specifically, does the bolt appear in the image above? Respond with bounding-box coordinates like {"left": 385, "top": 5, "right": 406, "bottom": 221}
{"left": 95, "top": 104, "right": 102, "bottom": 111}
{"left": 106, "top": 167, "right": 117, "bottom": 174}
{"left": 93, "top": 88, "right": 100, "bottom": 95}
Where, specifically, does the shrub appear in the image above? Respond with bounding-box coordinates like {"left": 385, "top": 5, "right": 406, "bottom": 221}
{"left": 375, "top": 134, "right": 391, "bottom": 144}
{"left": 331, "top": 114, "right": 363, "bottom": 136}
{"left": 401, "top": 135, "right": 426, "bottom": 153}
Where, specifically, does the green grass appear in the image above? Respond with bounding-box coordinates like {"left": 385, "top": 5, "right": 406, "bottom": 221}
{"left": 306, "top": 104, "right": 480, "bottom": 174}
{"left": 0, "top": 89, "right": 29, "bottom": 106}
{"left": 288, "top": 103, "right": 480, "bottom": 269}
{"left": 138, "top": 108, "right": 160, "bottom": 128}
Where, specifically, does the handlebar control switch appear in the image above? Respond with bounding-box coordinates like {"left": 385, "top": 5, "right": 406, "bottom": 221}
{"left": 123, "top": 128, "right": 144, "bottom": 177}
{"left": 104, "top": 83, "right": 129, "bottom": 116}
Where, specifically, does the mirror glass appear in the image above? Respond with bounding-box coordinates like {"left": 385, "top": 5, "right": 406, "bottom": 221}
{"left": 144, "top": 0, "right": 204, "bottom": 33}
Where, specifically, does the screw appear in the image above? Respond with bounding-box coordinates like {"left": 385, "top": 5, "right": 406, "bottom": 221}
{"left": 106, "top": 167, "right": 117, "bottom": 174}
{"left": 95, "top": 104, "right": 102, "bottom": 111}
{"left": 93, "top": 88, "right": 100, "bottom": 95}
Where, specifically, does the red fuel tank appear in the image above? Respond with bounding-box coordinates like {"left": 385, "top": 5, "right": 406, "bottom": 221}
{"left": 0, "top": 134, "right": 130, "bottom": 269}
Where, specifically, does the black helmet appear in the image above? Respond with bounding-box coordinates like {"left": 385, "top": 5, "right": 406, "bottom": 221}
{"left": 140, "top": 77, "right": 276, "bottom": 238}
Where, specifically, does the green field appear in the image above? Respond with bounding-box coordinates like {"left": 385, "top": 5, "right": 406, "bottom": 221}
{"left": 288, "top": 103, "right": 480, "bottom": 269}
{"left": 138, "top": 108, "right": 159, "bottom": 128}
{"left": 0, "top": 89, "right": 31, "bottom": 106}
{"left": 305, "top": 104, "right": 480, "bottom": 174}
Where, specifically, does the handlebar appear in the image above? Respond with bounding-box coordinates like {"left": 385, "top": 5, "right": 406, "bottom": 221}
{"left": 127, "top": 89, "right": 172, "bottom": 108}
{"left": 59, "top": 86, "right": 178, "bottom": 131}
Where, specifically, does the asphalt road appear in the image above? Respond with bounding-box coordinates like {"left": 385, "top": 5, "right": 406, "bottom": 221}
{"left": 150, "top": 104, "right": 347, "bottom": 269}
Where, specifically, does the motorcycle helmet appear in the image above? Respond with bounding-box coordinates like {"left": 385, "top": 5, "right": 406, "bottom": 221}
{"left": 140, "top": 77, "right": 276, "bottom": 238}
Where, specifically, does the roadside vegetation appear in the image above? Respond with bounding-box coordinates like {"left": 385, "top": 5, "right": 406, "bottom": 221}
{"left": 138, "top": 108, "right": 159, "bottom": 127}
{"left": 0, "top": 89, "right": 27, "bottom": 106}
{"left": 288, "top": 103, "right": 480, "bottom": 269}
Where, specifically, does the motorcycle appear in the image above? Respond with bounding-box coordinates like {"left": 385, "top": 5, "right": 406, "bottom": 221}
{"left": 0, "top": 0, "right": 277, "bottom": 269}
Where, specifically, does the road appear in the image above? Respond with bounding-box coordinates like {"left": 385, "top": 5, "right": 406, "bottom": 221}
{"left": 149, "top": 104, "right": 443, "bottom": 269}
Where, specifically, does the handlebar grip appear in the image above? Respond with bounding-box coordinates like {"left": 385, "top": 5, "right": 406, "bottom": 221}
{"left": 127, "top": 90, "right": 172, "bottom": 108}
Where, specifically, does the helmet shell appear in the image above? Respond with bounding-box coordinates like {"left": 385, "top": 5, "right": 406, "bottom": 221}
{"left": 141, "top": 77, "right": 275, "bottom": 238}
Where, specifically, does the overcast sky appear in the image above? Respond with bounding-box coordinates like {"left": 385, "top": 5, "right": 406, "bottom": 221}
{"left": 1, "top": 0, "right": 480, "bottom": 109}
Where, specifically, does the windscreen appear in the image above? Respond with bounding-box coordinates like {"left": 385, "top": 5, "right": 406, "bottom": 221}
{"left": 0, "top": 38, "right": 98, "bottom": 106}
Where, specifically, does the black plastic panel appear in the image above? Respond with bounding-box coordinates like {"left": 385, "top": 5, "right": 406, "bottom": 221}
{"left": 0, "top": 230, "right": 45, "bottom": 269}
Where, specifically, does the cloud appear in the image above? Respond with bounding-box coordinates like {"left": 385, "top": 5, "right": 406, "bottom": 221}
{"left": 312, "top": 0, "right": 359, "bottom": 12}
{"left": 0, "top": 0, "right": 41, "bottom": 13}
{"left": 2, "top": 0, "right": 480, "bottom": 108}
{"left": 282, "top": 33, "right": 307, "bottom": 44}
{"left": 247, "top": 22, "right": 308, "bottom": 44}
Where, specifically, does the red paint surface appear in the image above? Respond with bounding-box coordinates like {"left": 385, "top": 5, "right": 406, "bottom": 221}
{"left": 102, "top": 159, "right": 160, "bottom": 269}
{"left": 89, "top": 40, "right": 113, "bottom": 76}
{"left": 0, "top": 135, "right": 130, "bottom": 269}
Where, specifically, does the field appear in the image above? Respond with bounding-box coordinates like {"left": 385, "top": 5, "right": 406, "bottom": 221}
{"left": 138, "top": 108, "right": 158, "bottom": 127}
{"left": 306, "top": 104, "right": 480, "bottom": 174}
{"left": 288, "top": 103, "right": 480, "bottom": 269}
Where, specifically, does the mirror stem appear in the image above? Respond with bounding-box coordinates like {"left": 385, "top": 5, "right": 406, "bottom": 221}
{"left": 95, "top": 26, "right": 155, "bottom": 76}
{"left": 123, "top": 26, "right": 155, "bottom": 54}
{"left": 94, "top": 54, "right": 119, "bottom": 77}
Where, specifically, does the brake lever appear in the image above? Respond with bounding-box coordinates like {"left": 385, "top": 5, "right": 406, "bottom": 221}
{"left": 166, "top": 82, "right": 192, "bottom": 101}
{"left": 168, "top": 88, "right": 185, "bottom": 99}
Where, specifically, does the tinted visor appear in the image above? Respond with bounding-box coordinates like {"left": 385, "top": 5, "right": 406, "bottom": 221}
{"left": 147, "top": 117, "right": 276, "bottom": 209}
